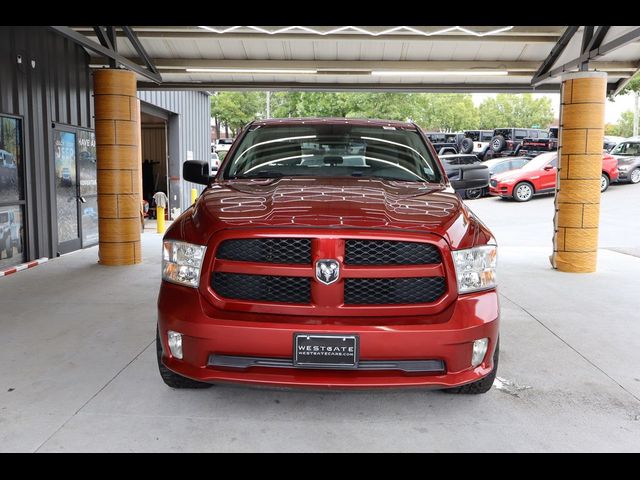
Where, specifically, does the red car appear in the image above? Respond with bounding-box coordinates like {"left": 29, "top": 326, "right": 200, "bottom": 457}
{"left": 489, "top": 152, "right": 618, "bottom": 202}
{"left": 157, "top": 118, "right": 499, "bottom": 394}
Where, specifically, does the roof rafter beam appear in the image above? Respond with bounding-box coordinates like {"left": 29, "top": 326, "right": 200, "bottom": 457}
{"left": 87, "top": 58, "right": 639, "bottom": 74}
{"left": 585, "top": 26, "right": 610, "bottom": 52}
{"left": 92, "top": 26, "right": 114, "bottom": 50}
{"left": 136, "top": 81, "right": 562, "bottom": 93}
{"left": 531, "top": 26, "right": 580, "bottom": 82}
{"left": 611, "top": 63, "right": 640, "bottom": 96}
{"left": 49, "top": 26, "right": 162, "bottom": 83}
{"left": 532, "top": 26, "right": 640, "bottom": 86}
{"left": 121, "top": 26, "right": 159, "bottom": 74}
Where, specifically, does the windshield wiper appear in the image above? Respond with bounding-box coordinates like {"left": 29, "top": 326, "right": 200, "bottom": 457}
{"left": 350, "top": 172, "right": 433, "bottom": 183}
{"left": 228, "top": 171, "right": 285, "bottom": 179}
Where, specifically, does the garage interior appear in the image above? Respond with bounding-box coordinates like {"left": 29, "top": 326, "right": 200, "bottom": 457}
{"left": 140, "top": 108, "right": 169, "bottom": 213}
{"left": 1, "top": 26, "right": 640, "bottom": 452}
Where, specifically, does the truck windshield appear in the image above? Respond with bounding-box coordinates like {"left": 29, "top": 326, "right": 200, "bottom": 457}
{"left": 224, "top": 124, "right": 442, "bottom": 183}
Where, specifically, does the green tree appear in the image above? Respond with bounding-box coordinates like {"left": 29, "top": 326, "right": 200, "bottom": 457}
{"left": 412, "top": 94, "right": 479, "bottom": 131}
{"left": 270, "top": 92, "right": 417, "bottom": 120}
{"left": 211, "top": 92, "right": 266, "bottom": 136}
{"left": 606, "top": 110, "right": 635, "bottom": 137}
{"left": 478, "top": 94, "right": 554, "bottom": 129}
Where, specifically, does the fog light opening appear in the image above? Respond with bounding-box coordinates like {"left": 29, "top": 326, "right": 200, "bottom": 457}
{"left": 471, "top": 338, "right": 489, "bottom": 367}
{"left": 168, "top": 330, "right": 183, "bottom": 360}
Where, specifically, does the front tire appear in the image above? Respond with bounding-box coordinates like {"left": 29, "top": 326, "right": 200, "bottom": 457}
{"left": 513, "top": 182, "right": 534, "bottom": 202}
{"left": 630, "top": 167, "right": 640, "bottom": 184}
{"left": 156, "top": 328, "right": 212, "bottom": 389}
{"left": 465, "top": 188, "right": 483, "bottom": 200}
{"left": 600, "top": 173, "right": 610, "bottom": 192}
{"left": 444, "top": 340, "right": 499, "bottom": 395}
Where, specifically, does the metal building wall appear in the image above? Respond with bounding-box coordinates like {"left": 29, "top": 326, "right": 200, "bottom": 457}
{"left": 137, "top": 90, "right": 211, "bottom": 212}
{"left": 0, "top": 26, "right": 94, "bottom": 262}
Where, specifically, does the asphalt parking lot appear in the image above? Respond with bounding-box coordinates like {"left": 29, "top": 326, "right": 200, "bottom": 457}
{"left": 1, "top": 183, "right": 639, "bottom": 452}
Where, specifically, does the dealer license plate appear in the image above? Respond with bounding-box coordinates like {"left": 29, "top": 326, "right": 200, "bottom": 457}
{"left": 294, "top": 334, "right": 359, "bottom": 368}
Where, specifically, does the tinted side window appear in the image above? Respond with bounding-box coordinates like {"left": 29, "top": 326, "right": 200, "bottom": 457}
{"left": 515, "top": 129, "right": 528, "bottom": 139}
{"left": 493, "top": 162, "right": 509, "bottom": 174}
{"left": 513, "top": 159, "right": 528, "bottom": 168}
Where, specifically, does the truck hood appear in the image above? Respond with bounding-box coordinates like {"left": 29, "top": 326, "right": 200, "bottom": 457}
{"left": 173, "top": 178, "right": 493, "bottom": 249}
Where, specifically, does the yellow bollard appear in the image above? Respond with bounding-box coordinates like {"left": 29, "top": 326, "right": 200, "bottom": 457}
{"left": 156, "top": 206, "right": 165, "bottom": 234}
{"left": 191, "top": 188, "right": 198, "bottom": 204}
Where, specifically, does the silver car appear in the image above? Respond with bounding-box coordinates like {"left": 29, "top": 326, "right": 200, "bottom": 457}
{"left": 610, "top": 139, "right": 640, "bottom": 184}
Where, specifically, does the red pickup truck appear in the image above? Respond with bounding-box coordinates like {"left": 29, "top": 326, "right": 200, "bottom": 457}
{"left": 157, "top": 118, "right": 499, "bottom": 394}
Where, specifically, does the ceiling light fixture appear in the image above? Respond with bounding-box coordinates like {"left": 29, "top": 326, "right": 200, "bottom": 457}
{"left": 371, "top": 70, "right": 509, "bottom": 76}
{"left": 196, "top": 26, "right": 514, "bottom": 37}
{"left": 186, "top": 68, "right": 318, "bottom": 74}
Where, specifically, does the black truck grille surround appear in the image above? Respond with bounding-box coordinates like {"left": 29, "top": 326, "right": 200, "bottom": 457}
{"left": 344, "top": 277, "right": 446, "bottom": 305}
{"left": 345, "top": 240, "right": 441, "bottom": 265}
{"left": 216, "top": 238, "right": 311, "bottom": 264}
{"left": 212, "top": 272, "right": 311, "bottom": 304}
{"left": 211, "top": 238, "right": 447, "bottom": 306}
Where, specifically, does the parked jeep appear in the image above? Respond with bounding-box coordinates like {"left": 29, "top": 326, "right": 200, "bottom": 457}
{"left": 463, "top": 130, "right": 493, "bottom": 158}
{"left": 423, "top": 132, "right": 460, "bottom": 155}
{"left": 519, "top": 127, "right": 559, "bottom": 157}
{"left": 487, "top": 128, "right": 550, "bottom": 158}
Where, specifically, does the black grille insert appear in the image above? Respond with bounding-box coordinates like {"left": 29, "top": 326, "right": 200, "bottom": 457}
{"left": 344, "top": 277, "right": 446, "bottom": 305}
{"left": 216, "top": 238, "right": 311, "bottom": 264}
{"left": 345, "top": 240, "right": 441, "bottom": 265}
{"left": 212, "top": 272, "right": 310, "bottom": 303}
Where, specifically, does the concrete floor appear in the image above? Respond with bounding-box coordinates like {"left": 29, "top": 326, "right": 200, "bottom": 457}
{"left": 1, "top": 185, "right": 640, "bottom": 452}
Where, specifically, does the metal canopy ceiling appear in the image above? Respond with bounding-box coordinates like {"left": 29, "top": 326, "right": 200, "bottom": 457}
{"left": 61, "top": 26, "right": 640, "bottom": 94}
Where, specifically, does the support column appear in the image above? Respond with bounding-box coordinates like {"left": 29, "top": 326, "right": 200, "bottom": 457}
{"left": 94, "top": 69, "right": 142, "bottom": 265}
{"left": 551, "top": 71, "right": 607, "bottom": 273}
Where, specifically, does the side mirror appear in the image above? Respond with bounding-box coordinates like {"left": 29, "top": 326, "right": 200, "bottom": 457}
{"left": 183, "top": 160, "right": 211, "bottom": 185}
{"left": 449, "top": 164, "right": 490, "bottom": 190}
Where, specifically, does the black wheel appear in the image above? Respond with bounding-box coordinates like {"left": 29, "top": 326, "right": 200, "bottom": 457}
{"left": 490, "top": 135, "right": 506, "bottom": 153}
{"left": 444, "top": 339, "right": 499, "bottom": 395}
{"left": 465, "top": 188, "right": 483, "bottom": 200}
{"left": 513, "top": 182, "right": 534, "bottom": 202}
{"left": 156, "top": 328, "right": 212, "bottom": 389}
{"left": 460, "top": 138, "right": 474, "bottom": 154}
{"left": 600, "top": 173, "right": 610, "bottom": 193}
{"left": 630, "top": 167, "right": 640, "bottom": 184}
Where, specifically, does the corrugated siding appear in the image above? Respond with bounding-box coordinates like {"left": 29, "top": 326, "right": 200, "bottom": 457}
{"left": 0, "top": 26, "right": 93, "bottom": 261}
{"left": 137, "top": 90, "right": 211, "bottom": 210}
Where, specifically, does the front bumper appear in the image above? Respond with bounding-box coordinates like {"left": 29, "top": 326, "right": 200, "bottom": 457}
{"left": 489, "top": 183, "right": 514, "bottom": 197}
{"left": 157, "top": 282, "right": 500, "bottom": 389}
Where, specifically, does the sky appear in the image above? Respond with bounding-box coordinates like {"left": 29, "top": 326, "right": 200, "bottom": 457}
{"left": 471, "top": 93, "right": 637, "bottom": 124}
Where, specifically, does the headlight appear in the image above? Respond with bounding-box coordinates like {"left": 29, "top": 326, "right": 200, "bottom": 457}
{"left": 162, "top": 240, "right": 206, "bottom": 288}
{"left": 618, "top": 165, "right": 628, "bottom": 171}
{"left": 452, "top": 245, "right": 497, "bottom": 294}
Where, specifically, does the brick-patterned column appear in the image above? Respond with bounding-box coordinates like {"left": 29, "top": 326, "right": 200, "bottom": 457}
{"left": 94, "top": 69, "right": 142, "bottom": 265}
{"left": 551, "top": 71, "right": 607, "bottom": 273}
